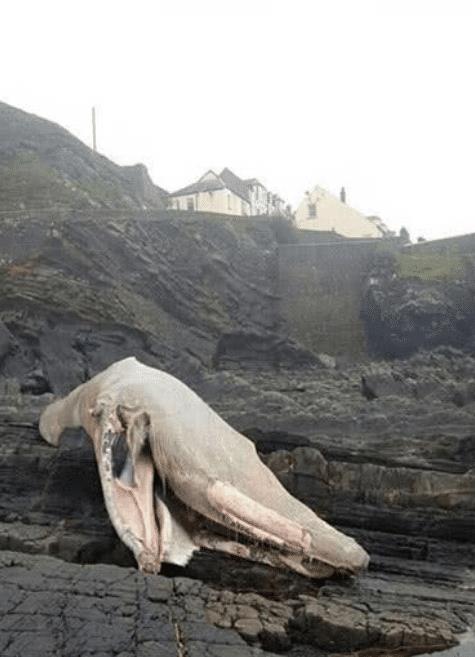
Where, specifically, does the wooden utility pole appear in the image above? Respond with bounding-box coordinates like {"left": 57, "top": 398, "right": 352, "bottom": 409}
{"left": 92, "top": 106, "right": 97, "bottom": 151}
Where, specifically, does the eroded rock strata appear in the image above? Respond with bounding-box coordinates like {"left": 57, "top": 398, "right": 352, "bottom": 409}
{"left": 0, "top": 211, "right": 311, "bottom": 394}
{"left": 0, "top": 350, "right": 474, "bottom": 656}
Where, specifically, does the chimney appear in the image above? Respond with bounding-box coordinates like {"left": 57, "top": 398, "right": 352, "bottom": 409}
{"left": 340, "top": 186, "right": 346, "bottom": 203}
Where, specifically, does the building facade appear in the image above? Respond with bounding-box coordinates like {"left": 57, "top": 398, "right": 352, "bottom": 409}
{"left": 168, "top": 168, "right": 288, "bottom": 217}
{"left": 295, "top": 186, "right": 390, "bottom": 238}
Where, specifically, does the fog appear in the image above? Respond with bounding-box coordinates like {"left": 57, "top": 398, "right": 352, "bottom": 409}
{"left": 2, "top": 0, "right": 474, "bottom": 239}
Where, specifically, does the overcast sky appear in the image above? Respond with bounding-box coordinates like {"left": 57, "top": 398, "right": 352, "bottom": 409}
{"left": 2, "top": 0, "right": 474, "bottom": 239}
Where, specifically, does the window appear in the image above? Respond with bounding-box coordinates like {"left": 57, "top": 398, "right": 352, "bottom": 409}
{"left": 187, "top": 197, "right": 194, "bottom": 211}
{"left": 175, "top": 199, "right": 180, "bottom": 210}
{"left": 308, "top": 203, "right": 316, "bottom": 218}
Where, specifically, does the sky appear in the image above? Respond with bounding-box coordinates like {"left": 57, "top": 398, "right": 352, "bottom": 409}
{"left": 2, "top": 0, "right": 474, "bottom": 240}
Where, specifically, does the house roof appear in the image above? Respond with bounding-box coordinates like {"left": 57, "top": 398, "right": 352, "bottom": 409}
{"left": 168, "top": 178, "right": 224, "bottom": 197}
{"left": 219, "top": 168, "right": 251, "bottom": 203}
{"left": 169, "top": 167, "right": 253, "bottom": 204}
{"left": 244, "top": 177, "right": 265, "bottom": 188}
{"left": 367, "top": 215, "right": 391, "bottom": 235}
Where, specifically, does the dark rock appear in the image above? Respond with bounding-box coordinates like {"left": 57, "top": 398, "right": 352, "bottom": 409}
{"left": 360, "top": 364, "right": 417, "bottom": 399}
{"left": 0, "top": 321, "right": 13, "bottom": 364}
{"left": 20, "top": 367, "right": 52, "bottom": 395}
{"left": 0, "top": 212, "right": 315, "bottom": 392}
{"left": 362, "top": 249, "right": 475, "bottom": 359}
{"left": 0, "top": 551, "right": 281, "bottom": 657}
{"left": 213, "top": 332, "right": 317, "bottom": 369}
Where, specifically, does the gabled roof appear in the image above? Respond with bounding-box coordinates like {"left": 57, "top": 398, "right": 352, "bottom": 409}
{"left": 170, "top": 169, "right": 225, "bottom": 196}
{"left": 219, "top": 168, "right": 251, "bottom": 203}
{"left": 367, "top": 215, "right": 391, "bottom": 236}
{"left": 199, "top": 169, "right": 220, "bottom": 182}
{"left": 168, "top": 174, "right": 225, "bottom": 198}
{"left": 244, "top": 177, "right": 265, "bottom": 188}
{"left": 169, "top": 167, "right": 252, "bottom": 204}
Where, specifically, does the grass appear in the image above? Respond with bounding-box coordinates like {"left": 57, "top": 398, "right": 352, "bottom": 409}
{"left": 0, "top": 151, "right": 133, "bottom": 210}
{"left": 396, "top": 252, "right": 466, "bottom": 282}
{"left": 0, "top": 152, "right": 77, "bottom": 209}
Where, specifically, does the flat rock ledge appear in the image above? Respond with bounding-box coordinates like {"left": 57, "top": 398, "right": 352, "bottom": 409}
{"left": 0, "top": 551, "right": 278, "bottom": 657}
{"left": 1, "top": 550, "right": 473, "bottom": 657}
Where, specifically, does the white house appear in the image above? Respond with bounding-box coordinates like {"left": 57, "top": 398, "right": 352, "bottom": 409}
{"left": 295, "top": 186, "right": 391, "bottom": 238}
{"left": 168, "top": 168, "right": 289, "bottom": 217}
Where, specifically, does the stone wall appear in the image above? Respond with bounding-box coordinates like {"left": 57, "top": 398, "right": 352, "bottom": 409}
{"left": 277, "top": 233, "right": 475, "bottom": 361}
{"left": 277, "top": 239, "right": 387, "bottom": 359}
{"left": 406, "top": 232, "right": 475, "bottom": 255}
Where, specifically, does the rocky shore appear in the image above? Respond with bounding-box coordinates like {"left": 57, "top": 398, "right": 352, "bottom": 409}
{"left": 0, "top": 105, "right": 473, "bottom": 655}
{"left": 1, "top": 348, "right": 474, "bottom": 656}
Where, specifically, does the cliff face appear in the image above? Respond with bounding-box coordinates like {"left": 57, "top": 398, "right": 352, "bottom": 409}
{"left": 0, "top": 211, "right": 313, "bottom": 395}
{"left": 0, "top": 102, "right": 167, "bottom": 211}
{"left": 362, "top": 247, "right": 475, "bottom": 359}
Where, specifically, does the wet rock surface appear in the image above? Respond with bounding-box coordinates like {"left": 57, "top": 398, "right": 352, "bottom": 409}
{"left": 0, "top": 349, "right": 474, "bottom": 655}
{"left": 0, "top": 550, "right": 278, "bottom": 657}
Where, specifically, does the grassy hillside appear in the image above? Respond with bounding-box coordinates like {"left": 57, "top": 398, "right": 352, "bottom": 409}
{"left": 0, "top": 102, "right": 167, "bottom": 211}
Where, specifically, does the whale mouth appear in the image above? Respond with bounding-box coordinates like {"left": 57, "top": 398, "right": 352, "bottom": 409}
{"left": 150, "top": 488, "right": 367, "bottom": 579}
